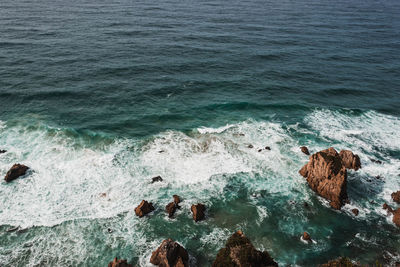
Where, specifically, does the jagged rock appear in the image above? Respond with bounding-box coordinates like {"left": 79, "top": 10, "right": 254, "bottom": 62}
{"left": 152, "top": 176, "right": 163, "bottom": 183}
{"left": 4, "top": 164, "right": 29, "bottom": 182}
{"left": 393, "top": 208, "right": 400, "bottom": 227}
{"left": 108, "top": 257, "right": 133, "bottom": 267}
{"left": 339, "top": 150, "right": 361, "bottom": 171}
{"left": 212, "top": 230, "right": 278, "bottom": 267}
{"left": 299, "top": 147, "right": 348, "bottom": 210}
{"left": 383, "top": 203, "right": 393, "bottom": 213}
{"left": 191, "top": 203, "right": 205, "bottom": 222}
{"left": 319, "top": 257, "right": 360, "bottom": 267}
{"left": 135, "top": 200, "right": 154, "bottom": 217}
{"left": 0, "top": 149, "right": 6, "bottom": 154}
{"left": 302, "top": 232, "right": 312, "bottom": 243}
{"left": 150, "top": 239, "right": 189, "bottom": 267}
{"left": 351, "top": 208, "right": 359, "bottom": 216}
{"left": 166, "top": 202, "right": 177, "bottom": 218}
{"left": 300, "top": 146, "right": 310, "bottom": 155}
{"left": 265, "top": 146, "right": 271, "bottom": 150}
{"left": 391, "top": 191, "right": 400, "bottom": 204}
{"left": 370, "top": 158, "right": 382, "bottom": 164}
{"left": 173, "top": 195, "right": 181, "bottom": 204}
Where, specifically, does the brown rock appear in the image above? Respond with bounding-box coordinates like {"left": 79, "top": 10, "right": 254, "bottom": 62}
{"left": 300, "top": 146, "right": 310, "bottom": 155}
{"left": 299, "top": 147, "right": 348, "bottom": 210}
{"left": 391, "top": 191, "right": 400, "bottom": 204}
{"left": 191, "top": 203, "right": 206, "bottom": 222}
{"left": 302, "top": 232, "right": 312, "bottom": 243}
{"left": 339, "top": 150, "right": 361, "bottom": 171}
{"left": 351, "top": 208, "right": 359, "bottom": 216}
{"left": 166, "top": 202, "right": 177, "bottom": 218}
{"left": 150, "top": 239, "right": 189, "bottom": 267}
{"left": 393, "top": 208, "right": 400, "bottom": 227}
{"left": 319, "top": 257, "right": 360, "bottom": 267}
{"left": 383, "top": 203, "right": 393, "bottom": 213}
{"left": 212, "top": 230, "right": 278, "bottom": 267}
{"left": 4, "top": 164, "right": 29, "bottom": 182}
{"left": 108, "top": 257, "right": 133, "bottom": 267}
{"left": 152, "top": 176, "right": 163, "bottom": 183}
{"left": 135, "top": 200, "right": 155, "bottom": 217}
{"left": 173, "top": 195, "right": 181, "bottom": 204}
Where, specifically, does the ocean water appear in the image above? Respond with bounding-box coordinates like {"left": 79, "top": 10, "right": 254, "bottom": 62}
{"left": 1, "top": 0, "right": 400, "bottom": 266}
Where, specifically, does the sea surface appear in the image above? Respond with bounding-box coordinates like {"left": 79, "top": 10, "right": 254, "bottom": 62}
{"left": 1, "top": 0, "right": 400, "bottom": 266}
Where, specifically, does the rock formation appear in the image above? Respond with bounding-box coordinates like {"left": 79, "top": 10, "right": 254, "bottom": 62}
{"left": 339, "top": 150, "right": 361, "bottom": 171}
{"left": 302, "top": 232, "right": 312, "bottom": 243}
{"left": 107, "top": 257, "right": 133, "bottom": 267}
{"left": 382, "top": 203, "right": 400, "bottom": 227}
{"left": 166, "top": 195, "right": 181, "bottom": 218}
{"left": 212, "top": 230, "right": 278, "bottom": 267}
{"left": 152, "top": 176, "right": 163, "bottom": 183}
{"left": 300, "top": 146, "right": 310, "bottom": 155}
{"left": 391, "top": 191, "right": 400, "bottom": 204}
{"left": 299, "top": 147, "right": 349, "bottom": 210}
{"left": 135, "top": 200, "right": 155, "bottom": 217}
{"left": 191, "top": 203, "right": 205, "bottom": 222}
{"left": 351, "top": 208, "right": 359, "bottom": 216}
{"left": 4, "top": 164, "right": 29, "bottom": 182}
{"left": 150, "top": 239, "right": 189, "bottom": 267}
{"left": 319, "top": 257, "right": 360, "bottom": 267}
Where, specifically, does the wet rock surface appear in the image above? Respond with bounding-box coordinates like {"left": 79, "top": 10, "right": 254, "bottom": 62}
{"left": 4, "top": 164, "right": 29, "bottom": 182}
{"left": 150, "top": 239, "right": 189, "bottom": 267}
{"left": 212, "top": 230, "right": 278, "bottom": 267}
{"left": 135, "top": 200, "right": 155, "bottom": 217}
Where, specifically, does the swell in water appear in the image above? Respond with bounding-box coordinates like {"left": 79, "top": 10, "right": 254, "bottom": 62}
{"left": 0, "top": 108, "right": 400, "bottom": 266}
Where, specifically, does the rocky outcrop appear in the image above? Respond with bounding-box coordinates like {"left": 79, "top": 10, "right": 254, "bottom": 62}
{"left": 107, "top": 257, "right": 133, "bottom": 267}
{"left": 382, "top": 203, "right": 400, "bottom": 227}
{"left": 319, "top": 257, "right": 360, "bottom": 267}
{"left": 152, "top": 176, "right": 163, "bottom": 183}
{"left": 135, "top": 200, "right": 155, "bottom": 217}
{"left": 302, "top": 232, "right": 312, "bottom": 243}
{"left": 150, "top": 239, "right": 189, "bottom": 267}
{"left": 300, "top": 146, "right": 310, "bottom": 155}
{"left": 191, "top": 203, "right": 205, "bottom": 222}
{"left": 4, "top": 164, "right": 29, "bottom": 182}
{"left": 351, "top": 208, "right": 359, "bottom": 216}
{"left": 339, "top": 150, "right": 361, "bottom": 171}
{"left": 383, "top": 203, "right": 393, "bottom": 213}
{"left": 299, "top": 148, "right": 348, "bottom": 210}
{"left": 391, "top": 191, "right": 400, "bottom": 204}
{"left": 166, "top": 195, "right": 181, "bottom": 218}
{"left": 212, "top": 230, "right": 278, "bottom": 267}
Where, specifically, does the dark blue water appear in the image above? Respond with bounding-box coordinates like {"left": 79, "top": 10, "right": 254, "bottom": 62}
{"left": 1, "top": 0, "right": 400, "bottom": 266}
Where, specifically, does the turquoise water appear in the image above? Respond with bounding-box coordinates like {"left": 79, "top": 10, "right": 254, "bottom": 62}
{"left": 1, "top": 0, "right": 400, "bottom": 266}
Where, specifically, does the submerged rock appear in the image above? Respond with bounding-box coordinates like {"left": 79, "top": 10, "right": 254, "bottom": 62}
{"left": 191, "top": 203, "right": 205, "bottom": 222}
{"left": 4, "top": 164, "right": 29, "bottom": 182}
{"left": 391, "top": 191, "right": 400, "bottom": 204}
{"left": 351, "top": 208, "right": 359, "bottom": 216}
{"left": 299, "top": 147, "right": 348, "bottom": 210}
{"left": 150, "top": 239, "right": 189, "bottom": 267}
{"left": 319, "top": 257, "right": 360, "bottom": 267}
{"left": 152, "top": 176, "right": 163, "bottom": 183}
{"left": 339, "top": 150, "right": 361, "bottom": 171}
{"left": 107, "top": 257, "right": 133, "bottom": 267}
{"left": 247, "top": 144, "right": 254, "bottom": 149}
{"left": 300, "top": 146, "right": 310, "bottom": 155}
{"left": 212, "top": 230, "right": 278, "bottom": 267}
{"left": 135, "top": 200, "right": 155, "bottom": 217}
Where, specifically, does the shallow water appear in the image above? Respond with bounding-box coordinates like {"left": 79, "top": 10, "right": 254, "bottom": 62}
{"left": 1, "top": 0, "right": 400, "bottom": 266}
